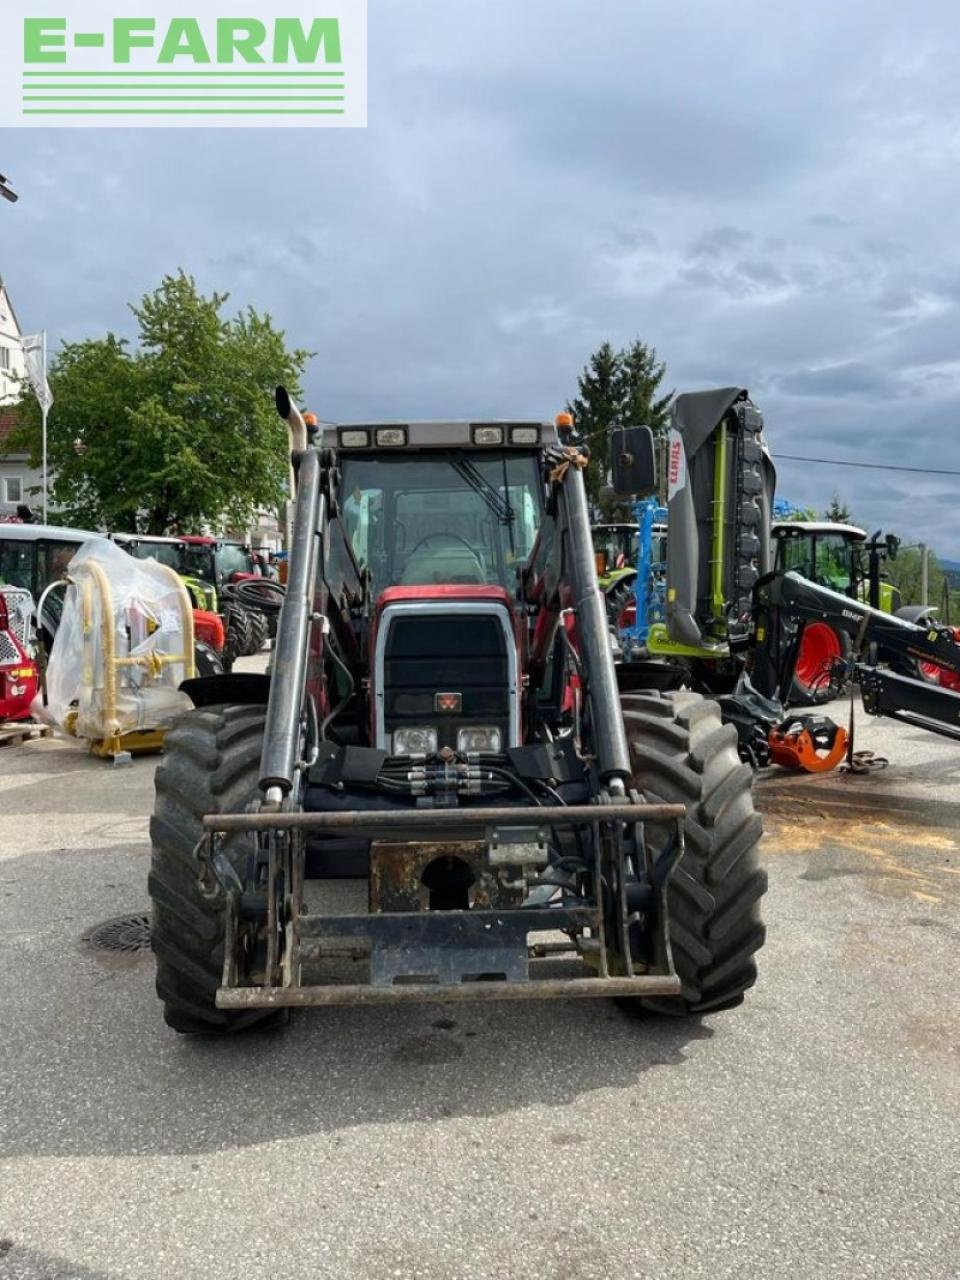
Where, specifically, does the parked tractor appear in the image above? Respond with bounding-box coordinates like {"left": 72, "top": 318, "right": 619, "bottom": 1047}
{"left": 180, "top": 535, "right": 269, "bottom": 659}
{"left": 110, "top": 533, "right": 226, "bottom": 675}
{"left": 593, "top": 504, "right": 668, "bottom": 633}
{"left": 147, "top": 391, "right": 766, "bottom": 1033}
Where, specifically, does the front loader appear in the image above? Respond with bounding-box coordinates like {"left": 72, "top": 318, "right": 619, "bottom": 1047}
{"left": 148, "top": 392, "right": 766, "bottom": 1033}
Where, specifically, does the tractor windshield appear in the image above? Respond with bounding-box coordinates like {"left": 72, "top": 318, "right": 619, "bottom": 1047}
{"left": 814, "top": 535, "right": 855, "bottom": 593}
{"left": 340, "top": 451, "right": 542, "bottom": 595}
{"left": 217, "top": 544, "right": 255, "bottom": 577}
{"left": 779, "top": 532, "right": 854, "bottom": 593}
{"left": 128, "top": 541, "right": 183, "bottom": 571}
{"left": 181, "top": 545, "right": 216, "bottom": 583}
{"left": 592, "top": 526, "right": 639, "bottom": 574}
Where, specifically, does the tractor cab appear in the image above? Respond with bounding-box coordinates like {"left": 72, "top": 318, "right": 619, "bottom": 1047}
{"left": 772, "top": 522, "right": 900, "bottom": 612}
{"left": 591, "top": 523, "right": 640, "bottom": 587}
{"left": 334, "top": 426, "right": 544, "bottom": 595}
{"left": 110, "top": 532, "right": 187, "bottom": 573}
{"left": 180, "top": 536, "right": 261, "bottom": 590}
{"left": 325, "top": 421, "right": 550, "bottom": 754}
{"left": 772, "top": 522, "right": 865, "bottom": 595}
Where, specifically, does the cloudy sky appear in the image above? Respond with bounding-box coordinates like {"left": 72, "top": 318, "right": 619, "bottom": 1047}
{"left": 5, "top": 0, "right": 960, "bottom": 551}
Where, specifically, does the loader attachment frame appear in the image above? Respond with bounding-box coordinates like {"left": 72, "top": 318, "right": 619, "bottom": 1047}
{"left": 203, "top": 802, "right": 685, "bottom": 1008}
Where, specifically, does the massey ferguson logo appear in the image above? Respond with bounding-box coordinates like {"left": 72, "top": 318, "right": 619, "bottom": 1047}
{"left": 667, "top": 430, "right": 686, "bottom": 499}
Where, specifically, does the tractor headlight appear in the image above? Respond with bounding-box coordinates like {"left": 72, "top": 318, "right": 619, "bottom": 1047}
{"left": 472, "top": 425, "right": 505, "bottom": 445}
{"left": 375, "top": 427, "right": 408, "bottom": 447}
{"left": 457, "top": 726, "right": 502, "bottom": 754}
{"left": 392, "top": 725, "right": 438, "bottom": 756}
{"left": 510, "top": 426, "right": 540, "bottom": 445}
{"left": 340, "top": 429, "right": 370, "bottom": 448}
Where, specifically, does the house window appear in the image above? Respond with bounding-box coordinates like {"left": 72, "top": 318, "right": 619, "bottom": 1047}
{"left": 3, "top": 477, "right": 22, "bottom": 503}
{"left": 0, "top": 347, "right": 10, "bottom": 371}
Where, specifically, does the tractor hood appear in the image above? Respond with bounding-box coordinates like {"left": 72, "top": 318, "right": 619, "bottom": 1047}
{"left": 371, "top": 585, "right": 520, "bottom": 755}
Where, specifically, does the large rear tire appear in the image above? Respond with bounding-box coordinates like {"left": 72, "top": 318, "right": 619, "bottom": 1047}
{"left": 222, "top": 604, "right": 252, "bottom": 670}
{"left": 245, "top": 610, "right": 269, "bottom": 655}
{"left": 621, "top": 690, "right": 766, "bottom": 1015}
{"left": 149, "top": 704, "right": 281, "bottom": 1035}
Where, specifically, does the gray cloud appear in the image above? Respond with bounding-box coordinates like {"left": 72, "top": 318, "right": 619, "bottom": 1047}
{"left": 3, "top": 0, "right": 960, "bottom": 549}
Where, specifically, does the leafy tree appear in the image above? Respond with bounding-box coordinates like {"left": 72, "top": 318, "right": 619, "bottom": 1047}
{"left": 5, "top": 271, "right": 309, "bottom": 534}
{"left": 568, "top": 339, "right": 672, "bottom": 501}
{"left": 886, "top": 544, "right": 945, "bottom": 609}
{"left": 823, "top": 493, "right": 853, "bottom": 524}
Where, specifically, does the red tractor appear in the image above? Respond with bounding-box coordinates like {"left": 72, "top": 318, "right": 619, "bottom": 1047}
{"left": 145, "top": 390, "right": 767, "bottom": 1035}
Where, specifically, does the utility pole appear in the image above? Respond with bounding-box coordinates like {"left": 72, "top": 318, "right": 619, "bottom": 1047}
{"left": 920, "top": 542, "right": 929, "bottom": 607}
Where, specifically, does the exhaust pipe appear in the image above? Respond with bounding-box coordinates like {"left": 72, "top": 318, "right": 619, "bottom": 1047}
{"left": 276, "top": 385, "right": 308, "bottom": 455}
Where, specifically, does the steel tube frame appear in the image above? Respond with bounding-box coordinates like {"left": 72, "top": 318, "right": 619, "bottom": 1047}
{"left": 217, "top": 973, "right": 683, "bottom": 1008}
{"left": 204, "top": 800, "right": 686, "bottom": 832}
{"left": 559, "top": 460, "right": 633, "bottom": 784}
{"left": 259, "top": 447, "right": 322, "bottom": 795}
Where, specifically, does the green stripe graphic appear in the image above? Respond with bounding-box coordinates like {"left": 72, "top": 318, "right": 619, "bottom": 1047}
{"left": 23, "top": 95, "right": 345, "bottom": 101}
{"left": 22, "top": 108, "right": 346, "bottom": 114}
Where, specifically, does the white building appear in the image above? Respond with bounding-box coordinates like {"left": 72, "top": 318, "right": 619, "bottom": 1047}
{"left": 0, "top": 278, "right": 43, "bottom": 519}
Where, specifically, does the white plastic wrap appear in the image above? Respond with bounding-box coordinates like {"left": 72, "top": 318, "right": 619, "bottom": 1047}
{"left": 39, "top": 538, "right": 195, "bottom": 743}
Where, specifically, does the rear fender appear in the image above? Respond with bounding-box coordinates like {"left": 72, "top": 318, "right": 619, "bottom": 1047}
{"left": 180, "top": 672, "right": 271, "bottom": 708}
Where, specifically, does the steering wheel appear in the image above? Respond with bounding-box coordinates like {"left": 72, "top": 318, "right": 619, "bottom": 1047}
{"left": 407, "top": 532, "right": 484, "bottom": 570}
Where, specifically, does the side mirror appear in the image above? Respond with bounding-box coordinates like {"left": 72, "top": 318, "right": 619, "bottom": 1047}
{"left": 610, "top": 425, "right": 657, "bottom": 497}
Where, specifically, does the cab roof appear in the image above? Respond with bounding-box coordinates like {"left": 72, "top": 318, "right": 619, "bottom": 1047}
{"left": 0, "top": 522, "right": 104, "bottom": 542}
{"left": 772, "top": 521, "right": 866, "bottom": 539}
{"left": 321, "top": 420, "right": 558, "bottom": 451}
{"left": 111, "top": 532, "right": 184, "bottom": 545}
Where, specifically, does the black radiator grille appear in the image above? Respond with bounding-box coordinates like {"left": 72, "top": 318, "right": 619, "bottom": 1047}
{"left": 382, "top": 612, "right": 511, "bottom": 749}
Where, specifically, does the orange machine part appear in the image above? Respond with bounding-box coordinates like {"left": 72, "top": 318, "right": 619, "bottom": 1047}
{"left": 768, "top": 725, "right": 848, "bottom": 773}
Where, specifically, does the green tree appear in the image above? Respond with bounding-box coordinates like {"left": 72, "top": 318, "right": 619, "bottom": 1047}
{"left": 886, "top": 544, "right": 945, "bottom": 609}
{"left": 568, "top": 339, "right": 672, "bottom": 501}
{"left": 5, "top": 271, "right": 309, "bottom": 534}
{"left": 823, "top": 493, "right": 853, "bottom": 524}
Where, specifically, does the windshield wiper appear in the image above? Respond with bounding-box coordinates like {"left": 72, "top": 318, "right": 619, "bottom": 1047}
{"left": 443, "top": 453, "right": 515, "bottom": 528}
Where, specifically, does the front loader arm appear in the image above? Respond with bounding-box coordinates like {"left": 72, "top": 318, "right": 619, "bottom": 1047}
{"left": 524, "top": 448, "right": 632, "bottom": 788}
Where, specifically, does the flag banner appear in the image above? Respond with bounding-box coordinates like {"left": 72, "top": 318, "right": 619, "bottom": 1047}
{"left": 20, "top": 334, "right": 52, "bottom": 412}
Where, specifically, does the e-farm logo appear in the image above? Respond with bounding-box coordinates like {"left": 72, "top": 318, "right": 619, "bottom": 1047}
{"left": 0, "top": 2, "right": 367, "bottom": 127}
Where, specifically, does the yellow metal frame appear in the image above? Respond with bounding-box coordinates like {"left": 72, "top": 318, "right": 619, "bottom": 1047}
{"left": 74, "top": 559, "right": 195, "bottom": 759}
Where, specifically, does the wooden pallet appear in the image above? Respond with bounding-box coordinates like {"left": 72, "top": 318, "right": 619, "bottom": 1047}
{"left": 0, "top": 721, "right": 54, "bottom": 748}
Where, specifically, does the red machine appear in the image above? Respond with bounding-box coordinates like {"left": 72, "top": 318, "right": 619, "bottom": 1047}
{"left": 0, "top": 587, "right": 39, "bottom": 722}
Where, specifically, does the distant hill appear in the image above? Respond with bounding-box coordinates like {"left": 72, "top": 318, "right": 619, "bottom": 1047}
{"left": 940, "top": 559, "right": 960, "bottom": 589}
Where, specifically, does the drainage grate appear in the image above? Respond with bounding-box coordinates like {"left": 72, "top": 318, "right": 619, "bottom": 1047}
{"left": 85, "top": 913, "right": 152, "bottom": 954}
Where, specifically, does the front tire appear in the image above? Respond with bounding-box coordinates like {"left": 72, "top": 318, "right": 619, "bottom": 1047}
{"left": 621, "top": 690, "right": 766, "bottom": 1015}
{"left": 149, "top": 704, "right": 279, "bottom": 1034}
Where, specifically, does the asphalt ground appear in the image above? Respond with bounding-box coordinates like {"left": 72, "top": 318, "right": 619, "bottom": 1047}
{"left": 0, "top": 682, "right": 958, "bottom": 1280}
